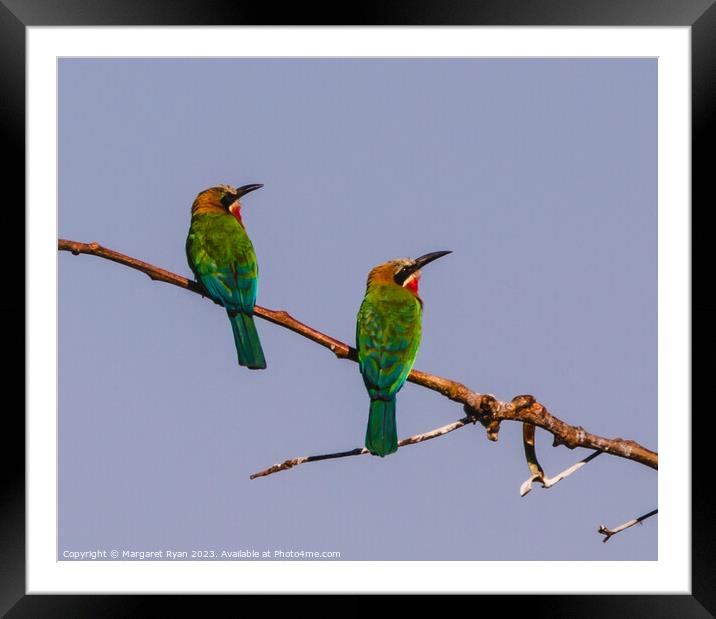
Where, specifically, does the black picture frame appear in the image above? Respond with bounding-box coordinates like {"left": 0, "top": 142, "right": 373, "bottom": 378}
{"left": 5, "top": 1, "right": 711, "bottom": 615}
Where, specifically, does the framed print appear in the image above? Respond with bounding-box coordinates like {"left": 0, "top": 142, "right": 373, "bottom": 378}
{"left": 7, "top": 0, "right": 712, "bottom": 614}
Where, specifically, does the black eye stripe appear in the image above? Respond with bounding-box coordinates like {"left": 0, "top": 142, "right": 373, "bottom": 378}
{"left": 394, "top": 266, "right": 410, "bottom": 285}
{"left": 220, "top": 193, "right": 236, "bottom": 208}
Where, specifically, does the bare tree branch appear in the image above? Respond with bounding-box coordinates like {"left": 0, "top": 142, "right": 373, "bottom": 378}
{"left": 249, "top": 416, "right": 473, "bottom": 479}
{"left": 598, "top": 509, "right": 658, "bottom": 542}
{"left": 58, "top": 238, "right": 659, "bottom": 471}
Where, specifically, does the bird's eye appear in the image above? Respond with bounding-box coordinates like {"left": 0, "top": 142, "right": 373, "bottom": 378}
{"left": 394, "top": 267, "right": 409, "bottom": 285}
{"left": 220, "top": 192, "right": 236, "bottom": 209}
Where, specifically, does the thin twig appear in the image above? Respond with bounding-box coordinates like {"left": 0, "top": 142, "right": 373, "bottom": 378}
{"left": 520, "top": 422, "right": 603, "bottom": 496}
{"left": 598, "top": 509, "right": 658, "bottom": 542}
{"left": 250, "top": 416, "right": 473, "bottom": 479}
{"left": 58, "top": 238, "right": 658, "bottom": 471}
{"left": 522, "top": 423, "right": 545, "bottom": 488}
{"left": 520, "top": 450, "right": 603, "bottom": 497}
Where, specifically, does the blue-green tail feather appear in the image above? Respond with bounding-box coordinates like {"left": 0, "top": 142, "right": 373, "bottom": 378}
{"left": 365, "top": 398, "right": 398, "bottom": 457}
{"left": 228, "top": 310, "right": 266, "bottom": 370}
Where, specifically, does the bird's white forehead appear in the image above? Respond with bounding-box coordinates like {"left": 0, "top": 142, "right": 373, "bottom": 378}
{"left": 216, "top": 184, "right": 237, "bottom": 193}
{"left": 390, "top": 258, "right": 414, "bottom": 271}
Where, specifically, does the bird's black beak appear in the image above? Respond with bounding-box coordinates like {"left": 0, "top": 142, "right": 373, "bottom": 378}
{"left": 413, "top": 250, "right": 452, "bottom": 271}
{"left": 235, "top": 183, "right": 264, "bottom": 199}
{"left": 395, "top": 250, "right": 452, "bottom": 285}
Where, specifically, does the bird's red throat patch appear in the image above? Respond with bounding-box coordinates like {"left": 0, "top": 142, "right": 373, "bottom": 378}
{"left": 404, "top": 273, "right": 420, "bottom": 295}
{"left": 229, "top": 203, "right": 244, "bottom": 226}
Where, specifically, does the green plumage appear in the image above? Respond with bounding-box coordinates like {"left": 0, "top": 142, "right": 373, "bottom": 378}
{"left": 357, "top": 278, "right": 422, "bottom": 456}
{"left": 186, "top": 204, "right": 266, "bottom": 369}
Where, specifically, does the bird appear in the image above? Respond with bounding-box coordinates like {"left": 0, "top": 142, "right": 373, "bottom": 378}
{"left": 356, "top": 251, "right": 452, "bottom": 456}
{"left": 185, "top": 183, "right": 267, "bottom": 369}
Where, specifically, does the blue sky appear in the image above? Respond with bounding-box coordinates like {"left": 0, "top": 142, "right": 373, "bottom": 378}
{"left": 58, "top": 58, "right": 657, "bottom": 560}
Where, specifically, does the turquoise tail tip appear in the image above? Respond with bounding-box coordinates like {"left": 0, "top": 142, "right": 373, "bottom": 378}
{"left": 365, "top": 398, "right": 398, "bottom": 457}
{"left": 229, "top": 310, "right": 267, "bottom": 370}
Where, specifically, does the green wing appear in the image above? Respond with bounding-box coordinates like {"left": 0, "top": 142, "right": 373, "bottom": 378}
{"left": 186, "top": 213, "right": 258, "bottom": 313}
{"left": 356, "top": 289, "right": 422, "bottom": 399}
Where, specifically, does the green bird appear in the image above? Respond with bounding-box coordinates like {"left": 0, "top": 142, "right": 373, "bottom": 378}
{"left": 356, "top": 251, "right": 452, "bottom": 456}
{"left": 186, "top": 183, "right": 267, "bottom": 369}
